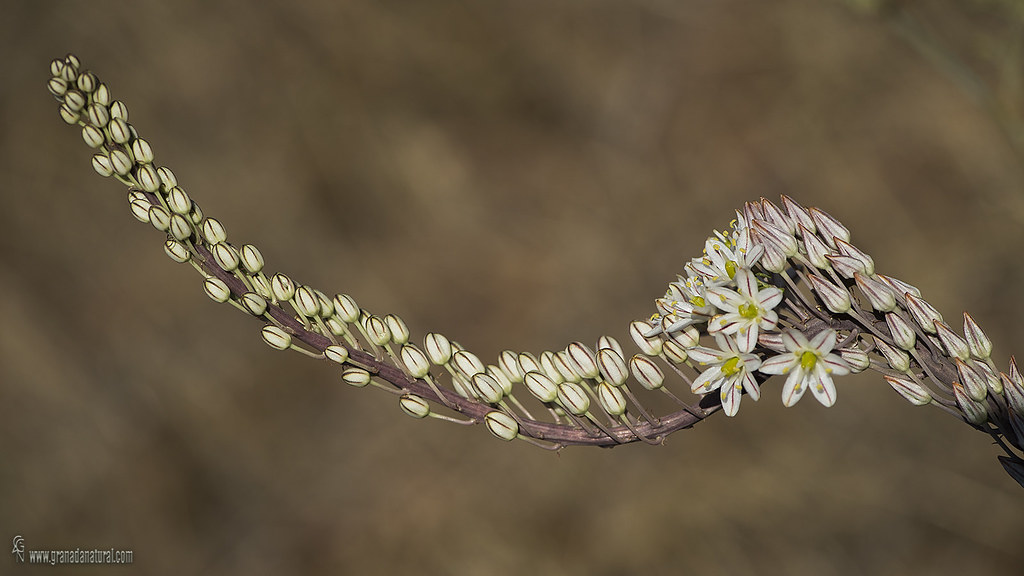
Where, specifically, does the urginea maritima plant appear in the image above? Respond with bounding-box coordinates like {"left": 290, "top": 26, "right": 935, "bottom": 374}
{"left": 47, "top": 53, "right": 1024, "bottom": 488}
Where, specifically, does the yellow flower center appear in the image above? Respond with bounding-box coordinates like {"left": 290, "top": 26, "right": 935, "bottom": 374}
{"left": 691, "top": 296, "right": 706, "bottom": 308}
{"left": 725, "top": 260, "right": 737, "bottom": 279}
{"left": 739, "top": 302, "right": 759, "bottom": 319}
{"left": 800, "top": 350, "right": 818, "bottom": 371}
{"left": 721, "top": 357, "right": 741, "bottom": 376}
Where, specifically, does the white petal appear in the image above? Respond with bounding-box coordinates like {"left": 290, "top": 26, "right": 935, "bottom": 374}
{"left": 779, "top": 330, "right": 802, "bottom": 352}
{"left": 740, "top": 370, "right": 760, "bottom": 401}
{"left": 735, "top": 269, "right": 757, "bottom": 297}
{"left": 736, "top": 325, "right": 757, "bottom": 353}
{"left": 714, "top": 333, "right": 739, "bottom": 353}
{"left": 785, "top": 329, "right": 811, "bottom": 350}
{"left": 690, "top": 261, "right": 718, "bottom": 279}
{"left": 706, "top": 286, "right": 743, "bottom": 312}
{"left": 743, "top": 243, "right": 765, "bottom": 266}
{"left": 712, "top": 314, "right": 743, "bottom": 335}
{"left": 757, "top": 309, "right": 778, "bottom": 328}
{"left": 665, "top": 317, "right": 696, "bottom": 334}
{"left": 821, "top": 354, "right": 851, "bottom": 376}
{"left": 756, "top": 286, "right": 784, "bottom": 310}
{"left": 781, "top": 370, "right": 808, "bottom": 407}
{"left": 721, "top": 379, "right": 743, "bottom": 416}
{"left": 810, "top": 367, "right": 838, "bottom": 407}
{"left": 692, "top": 366, "right": 724, "bottom": 393}
{"left": 740, "top": 353, "right": 762, "bottom": 371}
{"left": 809, "top": 329, "right": 837, "bottom": 354}
{"left": 688, "top": 346, "right": 723, "bottom": 364}
{"left": 759, "top": 354, "right": 796, "bottom": 375}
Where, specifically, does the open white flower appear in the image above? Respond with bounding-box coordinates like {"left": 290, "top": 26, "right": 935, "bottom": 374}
{"left": 689, "top": 230, "right": 765, "bottom": 284}
{"left": 688, "top": 334, "right": 762, "bottom": 416}
{"left": 648, "top": 270, "right": 717, "bottom": 337}
{"left": 705, "top": 268, "right": 783, "bottom": 352}
{"left": 759, "top": 329, "right": 851, "bottom": 407}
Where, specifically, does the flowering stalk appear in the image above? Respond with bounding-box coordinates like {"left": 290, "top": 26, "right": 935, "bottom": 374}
{"left": 47, "top": 54, "right": 1024, "bottom": 487}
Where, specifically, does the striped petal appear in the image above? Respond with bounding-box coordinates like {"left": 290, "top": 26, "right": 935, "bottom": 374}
{"left": 721, "top": 378, "right": 744, "bottom": 416}
{"left": 781, "top": 369, "right": 808, "bottom": 407}
{"left": 809, "top": 365, "right": 838, "bottom": 407}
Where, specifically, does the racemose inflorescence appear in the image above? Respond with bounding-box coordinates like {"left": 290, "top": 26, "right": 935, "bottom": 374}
{"left": 46, "top": 53, "right": 1024, "bottom": 487}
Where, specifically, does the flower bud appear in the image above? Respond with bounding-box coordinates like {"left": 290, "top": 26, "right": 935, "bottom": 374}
{"left": 294, "top": 286, "right": 322, "bottom": 318}
{"left": 271, "top": 273, "right": 296, "bottom": 302}
{"left": 905, "top": 294, "right": 942, "bottom": 334}
{"left": 515, "top": 352, "right": 540, "bottom": 375}
{"left": 854, "top": 272, "right": 896, "bottom": 312}
{"left": 399, "top": 395, "right": 431, "bottom": 419}
{"left": 168, "top": 214, "right": 193, "bottom": 242}
{"left": 935, "top": 321, "right": 970, "bottom": 362}
{"left": 261, "top": 325, "right": 292, "bottom": 350}
{"left": 203, "top": 277, "right": 231, "bottom": 303}
{"left": 398, "top": 344, "right": 429, "bottom": 378}
{"left": 364, "top": 315, "right": 391, "bottom": 346}
{"left": 556, "top": 382, "right": 590, "bottom": 415}
{"left": 955, "top": 359, "right": 988, "bottom": 402}
{"left": 524, "top": 371, "right": 558, "bottom": 403}
{"left": 385, "top": 314, "right": 410, "bottom": 345}
{"left": 885, "top": 312, "right": 917, "bottom": 351}
{"left": 424, "top": 333, "right": 453, "bottom": 366}
{"left": 163, "top": 239, "right": 190, "bottom": 264}
{"left": 962, "top": 313, "right": 993, "bottom": 360}
{"left": 835, "top": 238, "right": 874, "bottom": 276}
{"left": 92, "top": 153, "right": 113, "bottom": 177}
{"left": 332, "top": 294, "right": 360, "bottom": 323}
{"left": 81, "top": 124, "right": 105, "bottom": 148}
{"left": 451, "top": 350, "right": 485, "bottom": 377}
{"left": 325, "top": 345, "right": 350, "bottom": 365}
{"left": 484, "top": 411, "right": 519, "bottom": 441}
{"left": 782, "top": 194, "right": 815, "bottom": 234}
{"left": 241, "top": 292, "right": 268, "bottom": 316}
{"left": 807, "top": 274, "right": 851, "bottom": 314}
{"left": 885, "top": 375, "right": 932, "bottom": 406}
{"left": 597, "top": 381, "right": 628, "bottom": 416}
{"left": 553, "top": 351, "right": 582, "bottom": 383}
{"left": 472, "top": 373, "right": 505, "bottom": 404}
{"left": 597, "top": 348, "right": 629, "bottom": 386}
{"left": 629, "top": 355, "right": 664, "bottom": 391}
{"left": 567, "top": 342, "right": 600, "bottom": 379}
{"left": 201, "top": 218, "right": 228, "bottom": 245}
{"left": 953, "top": 381, "right": 988, "bottom": 426}
{"left": 342, "top": 368, "right": 371, "bottom": 387}
{"left": 629, "top": 321, "right": 663, "bottom": 356}
{"left": 213, "top": 243, "right": 241, "bottom": 272}
{"left": 239, "top": 245, "right": 265, "bottom": 274}
{"left": 809, "top": 207, "right": 850, "bottom": 248}
{"left": 838, "top": 347, "right": 870, "bottom": 373}
{"left": 109, "top": 148, "right": 133, "bottom": 176}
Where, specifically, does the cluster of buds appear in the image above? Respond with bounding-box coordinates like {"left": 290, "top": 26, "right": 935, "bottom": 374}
{"left": 48, "top": 53, "right": 1024, "bottom": 487}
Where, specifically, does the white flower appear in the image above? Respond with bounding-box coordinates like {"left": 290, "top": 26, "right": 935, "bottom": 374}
{"left": 705, "top": 268, "right": 783, "bottom": 352}
{"left": 649, "top": 272, "right": 716, "bottom": 337}
{"left": 688, "top": 334, "right": 763, "bottom": 416}
{"left": 758, "top": 329, "right": 851, "bottom": 407}
{"left": 689, "top": 231, "right": 765, "bottom": 283}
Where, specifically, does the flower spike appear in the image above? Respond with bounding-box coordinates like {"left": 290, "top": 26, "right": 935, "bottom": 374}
{"left": 47, "top": 53, "right": 1024, "bottom": 488}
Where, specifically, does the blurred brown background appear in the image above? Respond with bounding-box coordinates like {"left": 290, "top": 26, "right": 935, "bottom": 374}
{"left": 2, "top": 0, "right": 1023, "bottom": 574}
